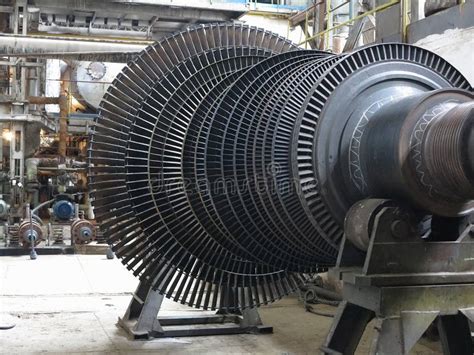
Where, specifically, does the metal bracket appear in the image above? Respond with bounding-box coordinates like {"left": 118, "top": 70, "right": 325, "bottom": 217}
{"left": 323, "top": 200, "right": 474, "bottom": 354}
{"left": 118, "top": 279, "right": 273, "bottom": 339}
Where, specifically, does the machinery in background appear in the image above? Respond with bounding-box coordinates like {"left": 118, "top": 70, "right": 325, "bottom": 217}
{"left": 3, "top": 194, "right": 96, "bottom": 251}
{"left": 0, "top": 148, "right": 100, "bottom": 254}
{"left": 70, "top": 214, "right": 95, "bottom": 244}
{"left": 51, "top": 194, "right": 96, "bottom": 245}
{"left": 71, "top": 61, "right": 125, "bottom": 110}
{"left": 17, "top": 204, "right": 43, "bottom": 247}
{"left": 52, "top": 195, "right": 75, "bottom": 222}
{"left": 0, "top": 3, "right": 99, "bottom": 254}
{"left": 0, "top": 199, "right": 9, "bottom": 220}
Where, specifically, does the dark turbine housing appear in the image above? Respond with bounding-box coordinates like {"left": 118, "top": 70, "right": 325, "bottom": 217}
{"left": 89, "top": 23, "right": 474, "bottom": 311}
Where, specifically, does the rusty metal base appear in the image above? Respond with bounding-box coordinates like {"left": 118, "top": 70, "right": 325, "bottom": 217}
{"left": 322, "top": 201, "right": 474, "bottom": 354}
{"left": 118, "top": 280, "right": 273, "bottom": 339}
{"left": 322, "top": 280, "right": 474, "bottom": 354}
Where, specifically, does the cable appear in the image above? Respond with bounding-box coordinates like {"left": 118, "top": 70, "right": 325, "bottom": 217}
{"left": 304, "top": 304, "right": 336, "bottom": 318}
{"left": 0, "top": 325, "right": 15, "bottom": 330}
{"left": 298, "top": 281, "right": 341, "bottom": 318}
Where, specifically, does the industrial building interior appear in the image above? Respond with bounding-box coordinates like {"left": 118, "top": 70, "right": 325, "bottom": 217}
{"left": 0, "top": 0, "right": 473, "bottom": 354}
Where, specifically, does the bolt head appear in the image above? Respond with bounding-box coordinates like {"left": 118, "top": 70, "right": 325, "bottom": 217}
{"left": 391, "top": 220, "right": 410, "bottom": 239}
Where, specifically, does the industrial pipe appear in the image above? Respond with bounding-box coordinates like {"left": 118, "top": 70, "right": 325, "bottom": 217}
{"left": 37, "top": 24, "right": 165, "bottom": 40}
{"left": 58, "top": 94, "right": 68, "bottom": 158}
{"left": 28, "top": 96, "right": 59, "bottom": 105}
{"left": 0, "top": 34, "right": 146, "bottom": 62}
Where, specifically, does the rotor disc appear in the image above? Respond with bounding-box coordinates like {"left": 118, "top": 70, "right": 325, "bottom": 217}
{"left": 89, "top": 23, "right": 303, "bottom": 310}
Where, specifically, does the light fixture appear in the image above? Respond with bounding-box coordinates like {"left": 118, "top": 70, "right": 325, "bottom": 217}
{"left": 2, "top": 130, "right": 12, "bottom": 141}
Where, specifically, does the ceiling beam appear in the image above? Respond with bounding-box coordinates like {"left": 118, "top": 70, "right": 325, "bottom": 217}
{"left": 32, "top": 0, "right": 242, "bottom": 22}
{"left": 0, "top": 6, "right": 13, "bottom": 13}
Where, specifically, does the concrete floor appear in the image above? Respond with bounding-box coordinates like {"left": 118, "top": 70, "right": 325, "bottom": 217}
{"left": 0, "top": 255, "right": 442, "bottom": 354}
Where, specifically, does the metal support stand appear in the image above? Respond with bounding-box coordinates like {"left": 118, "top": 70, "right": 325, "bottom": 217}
{"left": 322, "top": 200, "right": 474, "bottom": 354}
{"left": 118, "top": 280, "right": 273, "bottom": 339}
{"left": 28, "top": 207, "right": 37, "bottom": 260}
{"left": 105, "top": 245, "right": 114, "bottom": 259}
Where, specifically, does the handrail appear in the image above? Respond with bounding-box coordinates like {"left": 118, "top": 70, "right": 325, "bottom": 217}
{"left": 299, "top": 0, "right": 400, "bottom": 46}
{"left": 328, "top": 0, "right": 350, "bottom": 13}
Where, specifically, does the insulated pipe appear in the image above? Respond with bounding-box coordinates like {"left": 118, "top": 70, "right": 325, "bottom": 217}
{"left": 37, "top": 24, "right": 169, "bottom": 40}
{"left": 31, "top": 198, "right": 54, "bottom": 214}
{"left": 0, "top": 34, "right": 146, "bottom": 62}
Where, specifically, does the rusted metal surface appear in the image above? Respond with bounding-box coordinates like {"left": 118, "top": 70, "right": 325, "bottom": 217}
{"left": 58, "top": 94, "right": 68, "bottom": 158}
{"left": 28, "top": 96, "right": 59, "bottom": 105}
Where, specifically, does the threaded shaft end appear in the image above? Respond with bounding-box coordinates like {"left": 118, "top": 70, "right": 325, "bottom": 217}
{"left": 423, "top": 101, "right": 474, "bottom": 200}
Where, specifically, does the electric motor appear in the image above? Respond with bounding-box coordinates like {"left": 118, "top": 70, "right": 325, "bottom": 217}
{"left": 53, "top": 200, "right": 75, "bottom": 221}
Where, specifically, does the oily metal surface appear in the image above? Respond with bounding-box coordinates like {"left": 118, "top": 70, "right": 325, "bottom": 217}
{"left": 304, "top": 43, "right": 472, "bottom": 225}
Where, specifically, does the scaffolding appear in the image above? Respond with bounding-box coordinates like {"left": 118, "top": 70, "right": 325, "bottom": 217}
{"left": 294, "top": 0, "right": 410, "bottom": 51}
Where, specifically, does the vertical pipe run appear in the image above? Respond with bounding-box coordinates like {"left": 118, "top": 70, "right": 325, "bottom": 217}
{"left": 305, "top": 11, "right": 309, "bottom": 49}
{"left": 58, "top": 66, "right": 71, "bottom": 159}
{"left": 58, "top": 94, "right": 68, "bottom": 159}
{"left": 400, "top": 0, "right": 409, "bottom": 42}
{"left": 325, "top": 0, "right": 332, "bottom": 50}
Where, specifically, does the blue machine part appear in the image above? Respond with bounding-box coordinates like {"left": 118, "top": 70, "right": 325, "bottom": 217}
{"left": 53, "top": 200, "right": 75, "bottom": 220}
{"left": 79, "top": 226, "right": 93, "bottom": 241}
{"left": 26, "top": 229, "right": 39, "bottom": 241}
{"left": 0, "top": 199, "right": 8, "bottom": 219}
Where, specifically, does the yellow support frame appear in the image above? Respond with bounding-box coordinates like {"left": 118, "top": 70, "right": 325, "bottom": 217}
{"left": 401, "top": 0, "right": 409, "bottom": 42}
